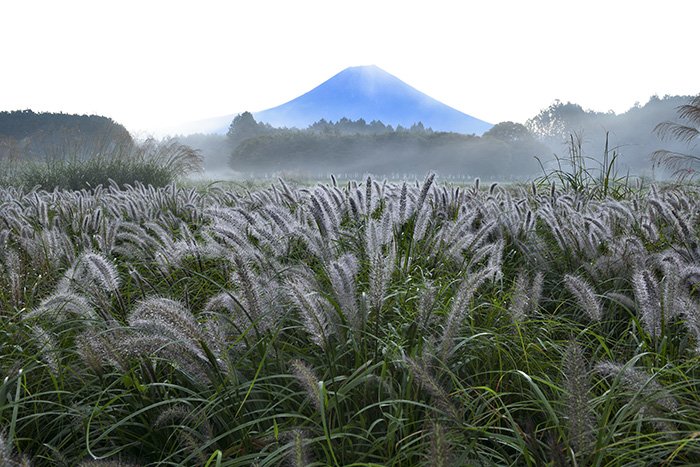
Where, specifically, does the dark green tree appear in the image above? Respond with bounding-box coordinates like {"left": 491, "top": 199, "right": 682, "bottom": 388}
{"left": 226, "top": 112, "right": 271, "bottom": 145}
{"left": 483, "top": 121, "right": 534, "bottom": 143}
{"left": 525, "top": 101, "right": 590, "bottom": 141}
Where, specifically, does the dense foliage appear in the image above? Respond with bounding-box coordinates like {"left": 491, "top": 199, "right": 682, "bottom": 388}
{"left": 1, "top": 174, "right": 700, "bottom": 465}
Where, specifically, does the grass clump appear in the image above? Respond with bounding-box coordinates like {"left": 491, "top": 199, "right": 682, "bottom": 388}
{"left": 1, "top": 174, "right": 700, "bottom": 465}
{"left": 536, "top": 132, "right": 635, "bottom": 200}
{"left": 18, "top": 157, "right": 173, "bottom": 190}
{"left": 1, "top": 137, "right": 202, "bottom": 190}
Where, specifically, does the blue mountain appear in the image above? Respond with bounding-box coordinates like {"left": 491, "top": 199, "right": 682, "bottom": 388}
{"left": 253, "top": 65, "right": 492, "bottom": 135}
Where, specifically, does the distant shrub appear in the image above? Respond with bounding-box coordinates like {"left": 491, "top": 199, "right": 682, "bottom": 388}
{"left": 18, "top": 157, "right": 172, "bottom": 190}
{"left": 2, "top": 137, "right": 202, "bottom": 190}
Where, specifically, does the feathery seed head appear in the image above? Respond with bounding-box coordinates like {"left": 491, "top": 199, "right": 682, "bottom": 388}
{"left": 287, "top": 278, "right": 335, "bottom": 348}
{"left": 631, "top": 268, "right": 662, "bottom": 338}
{"left": 288, "top": 429, "right": 311, "bottom": 467}
{"left": 562, "top": 340, "right": 594, "bottom": 455}
{"left": 564, "top": 274, "right": 602, "bottom": 322}
{"left": 327, "top": 253, "right": 361, "bottom": 330}
{"left": 25, "top": 291, "right": 97, "bottom": 322}
{"left": 403, "top": 354, "right": 460, "bottom": 420}
{"left": 428, "top": 421, "right": 453, "bottom": 467}
{"left": 595, "top": 361, "right": 678, "bottom": 419}
{"left": 290, "top": 359, "right": 323, "bottom": 412}
{"left": 32, "top": 325, "right": 59, "bottom": 376}
{"left": 128, "top": 297, "right": 204, "bottom": 348}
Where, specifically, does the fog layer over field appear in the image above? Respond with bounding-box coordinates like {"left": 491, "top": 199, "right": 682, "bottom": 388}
{"left": 178, "top": 95, "right": 694, "bottom": 181}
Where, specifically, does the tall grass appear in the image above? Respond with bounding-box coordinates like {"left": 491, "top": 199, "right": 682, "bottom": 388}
{"left": 0, "top": 174, "right": 700, "bottom": 465}
{"left": 535, "top": 132, "right": 635, "bottom": 200}
{"left": 0, "top": 137, "right": 202, "bottom": 190}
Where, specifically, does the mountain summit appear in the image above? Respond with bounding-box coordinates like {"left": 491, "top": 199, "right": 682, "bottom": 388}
{"left": 253, "top": 65, "right": 492, "bottom": 134}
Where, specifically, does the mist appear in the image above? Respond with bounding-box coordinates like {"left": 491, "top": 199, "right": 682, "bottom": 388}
{"left": 174, "top": 95, "right": 693, "bottom": 182}
{"left": 527, "top": 95, "right": 694, "bottom": 179}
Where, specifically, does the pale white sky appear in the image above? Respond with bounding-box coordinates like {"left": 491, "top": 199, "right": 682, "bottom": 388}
{"left": 1, "top": 0, "right": 697, "bottom": 135}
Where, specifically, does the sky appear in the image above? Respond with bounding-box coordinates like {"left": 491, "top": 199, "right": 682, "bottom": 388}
{"left": 1, "top": 0, "right": 698, "bottom": 135}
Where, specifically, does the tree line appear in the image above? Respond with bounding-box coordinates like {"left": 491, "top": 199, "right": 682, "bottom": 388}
{"left": 215, "top": 112, "right": 547, "bottom": 178}
{"left": 178, "top": 96, "right": 694, "bottom": 179}
{"left": 525, "top": 95, "right": 695, "bottom": 177}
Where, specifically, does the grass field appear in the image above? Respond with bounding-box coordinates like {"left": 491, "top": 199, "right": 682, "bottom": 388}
{"left": 1, "top": 173, "right": 700, "bottom": 466}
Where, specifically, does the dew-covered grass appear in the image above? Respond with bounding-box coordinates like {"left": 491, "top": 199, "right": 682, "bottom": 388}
{"left": 1, "top": 174, "right": 700, "bottom": 466}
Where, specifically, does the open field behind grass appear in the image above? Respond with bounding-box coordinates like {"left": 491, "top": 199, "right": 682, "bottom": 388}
{"left": 2, "top": 174, "right": 700, "bottom": 466}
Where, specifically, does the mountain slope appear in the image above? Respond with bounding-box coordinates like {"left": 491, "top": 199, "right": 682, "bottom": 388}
{"left": 253, "top": 65, "right": 492, "bottom": 134}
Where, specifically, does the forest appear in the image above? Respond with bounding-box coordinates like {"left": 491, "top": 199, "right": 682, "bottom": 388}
{"left": 177, "top": 95, "right": 693, "bottom": 180}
